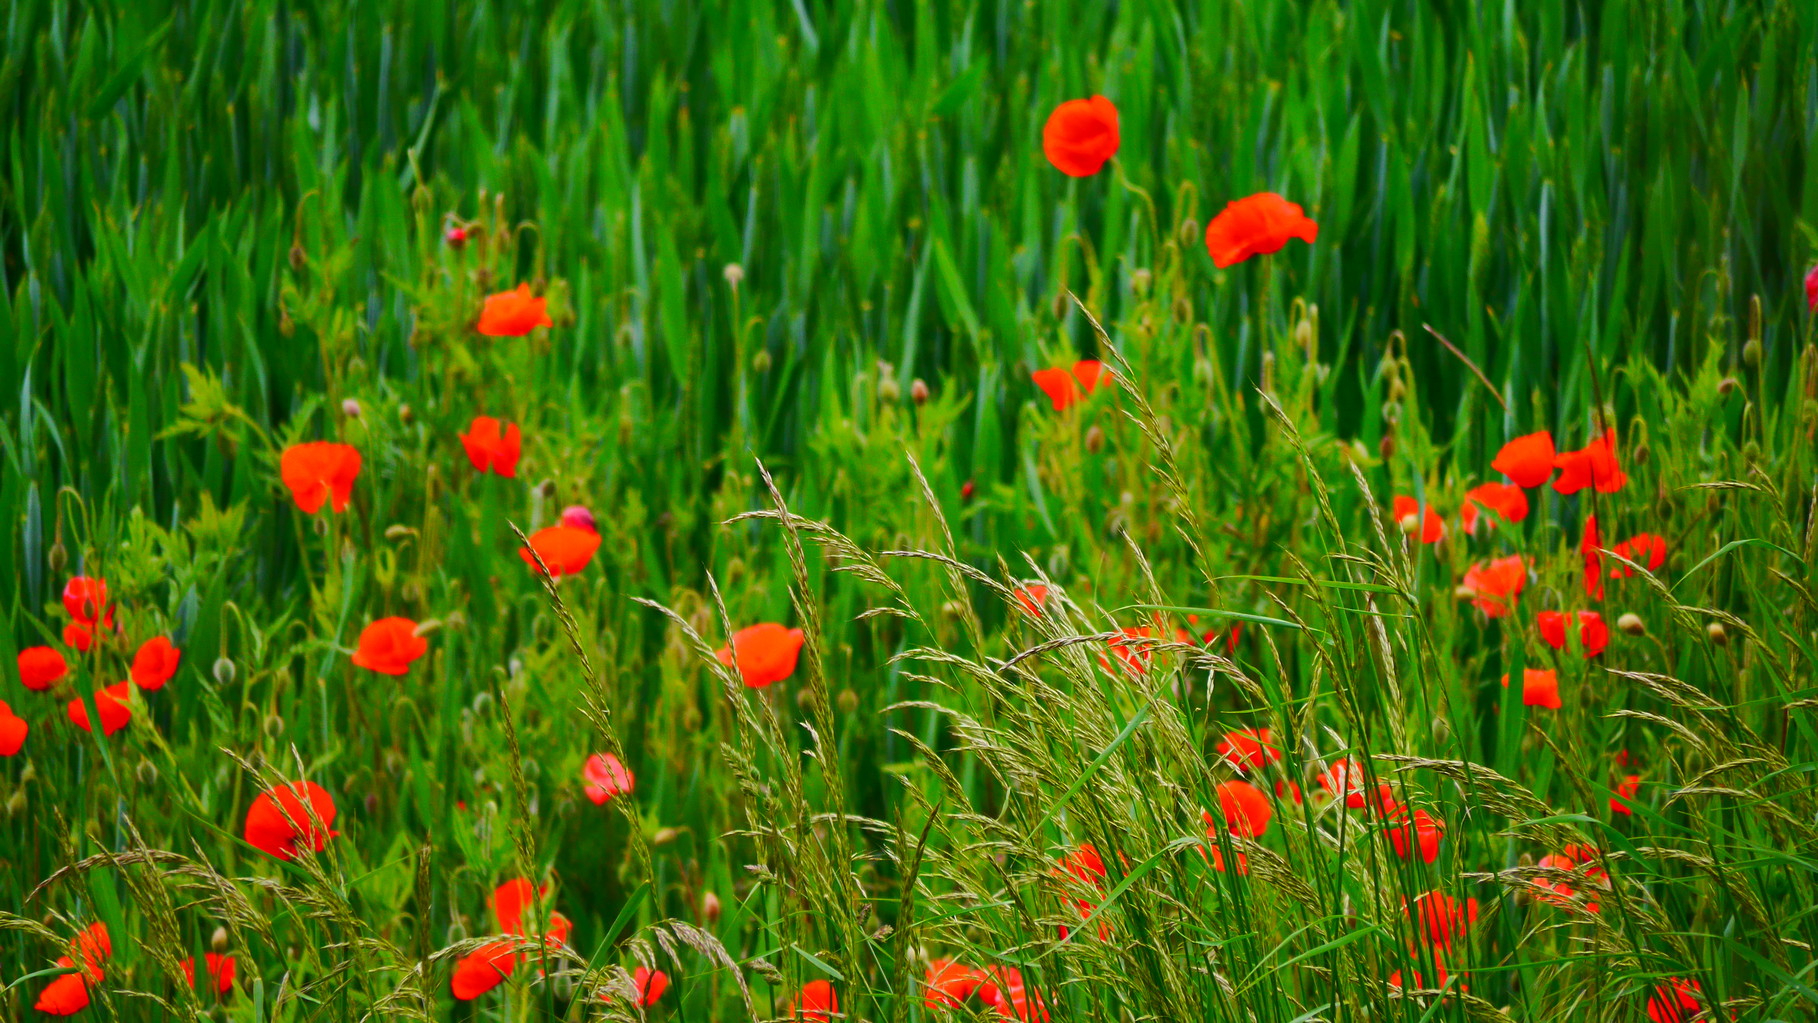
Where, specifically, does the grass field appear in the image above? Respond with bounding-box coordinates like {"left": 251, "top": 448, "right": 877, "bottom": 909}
{"left": 4, "top": 0, "right": 1818, "bottom": 1020}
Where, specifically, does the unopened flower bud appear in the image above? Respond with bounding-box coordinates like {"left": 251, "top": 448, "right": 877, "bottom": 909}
{"left": 960, "top": 480, "right": 975, "bottom": 501}
{"left": 1742, "top": 338, "right": 1762, "bottom": 369}
{"left": 289, "top": 243, "right": 306, "bottom": 273}
{"left": 1130, "top": 268, "right": 1153, "bottom": 296}
{"left": 1085, "top": 425, "right": 1105, "bottom": 454}
{"left": 1706, "top": 621, "right": 1729, "bottom": 646}
{"left": 47, "top": 541, "right": 67, "bottom": 575}
{"left": 836, "top": 689, "right": 859, "bottom": 714}
{"left": 445, "top": 226, "right": 468, "bottom": 249}
{"left": 211, "top": 927, "right": 229, "bottom": 954}
{"left": 1378, "top": 433, "right": 1396, "bottom": 460}
{"left": 262, "top": 712, "right": 285, "bottom": 738}
{"left": 878, "top": 376, "right": 901, "bottom": 404}
{"left": 1718, "top": 377, "right": 1740, "bottom": 396}
{"left": 753, "top": 349, "right": 772, "bottom": 374}
{"left": 341, "top": 398, "right": 362, "bottom": 419}
{"left": 399, "top": 404, "right": 415, "bottom": 425}
{"left": 910, "top": 379, "right": 929, "bottom": 405}
{"left": 1617, "top": 613, "right": 1646, "bottom": 636}
{"left": 5, "top": 791, "right": 25, "bottom": 817}
{"left": 560, "top": 505, "right": 598, "bottom": 533}
{"left": 702, "top": 891, "right": 722, "bottom": 925}
{"left": 135, "top": 759, "right": 159, "bottom": 786}
{"left": 213, "top": 657, "right": 237, "bottom": 686}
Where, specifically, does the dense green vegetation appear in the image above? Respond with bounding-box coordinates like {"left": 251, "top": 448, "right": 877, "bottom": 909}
{"left": 3, "top": 1, "right": 1817, "bottom": 1020}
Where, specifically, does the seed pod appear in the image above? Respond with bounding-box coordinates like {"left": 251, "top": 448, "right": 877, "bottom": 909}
{"left": 1085, "top": 425, "right": 1105, "bottom": 454}
{"left": 910, "top": 379, "right": 929, "bottom": 405}
{"left": 1706, "top": 622, "right": 1729, "bottom": 646}
{"left": 1617, "top": 613, "right": 1646, "bottom": 636}
{"left": 213, "top": 657, "right": 237, "bottom": 686}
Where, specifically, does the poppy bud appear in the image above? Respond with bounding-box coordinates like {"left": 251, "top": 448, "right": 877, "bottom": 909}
{"left": 211, "top": 926, "right": 229, "bottom": 953}
{"left": 1053, "top": 292, "right": 1070, "bottom": 319}
{"left": 289, "top": 243, "right": 306, "bottom": 273}
{"left": 1379, "top": 433, "right": 1396, "bottom": 459}
{"left": 136, "top": 759, "right": 159, "bottom": 786}
{"left": 262, "top": 712, "right": 284, "bottom": 738}
{"left": 364, "top": 793, "right": 379, "bottom": 815}
{"left": 1706, "top": 621, "right": 1729, "bottom": 646}
{"left": 753, "top": 349, "right": 772, "bottom": 374}
{"left": 1294, "top": 316, "right": 1314, "bottom": 355}
{"left": 1430, "top": 716, "right": 1452, "bottom": 744}
{"left": 213, "top": 657, "right": 236, "bottom": 685}
{"left": 960, "top": 479, "right": 975, "bottom": 501}
{"left": 1387, "top": 378, "right": 1407, "bottom": 403}
{"left": 723, "top": 263, "right": 745, "bottom": 289}
{"left": 341, "top": 397, "right": 362, "bottom": 419}
{"left": 445, "top": 226, "right": 468, "bottom": 249}
{"left": 1618, "top": 613, "right": 1646, "bottom": 636}
{"left": 399, "top": 404, "right": 415, "bottom": 425}
{"left": 1130, "top": 268, "right": 1153, "bottom": 296}
{"left": 1085, "top": 425, "right": 1105, "bottom": 454}
{"left": 1743, "top": 440, "right": 1761, "bottom": 464}
{"left": 19, "top": 763, "right": 36, "bottom": 784}
{"left": 836, "top": 688, "right": 859, "bottom": 714}
{"left": 6, "top": 791, "right": 26, "bottom": 817}
{"left": 878, "top": 376, "right": 901, "bottom": 404}
{"left": 795, "top": 686, "right": 817, "bottom": 710}
{"left": 1743, "top": 338, "right": 1762, "bottom": 369}
{"left": 702, "top": 891, "right": 722, "bottom": 924}
{"left": 1633, "top": 443, "right": 1649, "bottom": 465}
{"left": 1718, "top": 376, "right": 1739, "bottom": 396}
{"left": 1178, "top": 218, "right": 1200, "bottom": 247}
{"left": 910, "top": 378, "right": 929, "bottom": 405}
{"left": 653, "top": 827, "right": 679, "bottom": 845}
{"left": 47, "top": 540, "right": 67, "bottom": 574}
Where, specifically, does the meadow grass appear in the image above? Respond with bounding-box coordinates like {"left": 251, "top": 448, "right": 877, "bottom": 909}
{"left": 3, "top": 1, "right": 1818, "bottom": 1020}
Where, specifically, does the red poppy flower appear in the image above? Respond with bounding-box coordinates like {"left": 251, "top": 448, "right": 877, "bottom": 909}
{"left": 925, "top": 958, "right": 984, "bottom": 1009}
{"left": 1462, "top": 555, "right": 1527, "bottom": 618}
{"left": 1041, "top": 96, "right": 1119, "bottom": 177}
{"left": 583, "top": 752, "right": 634, "bottom": 805}
{"left": 72, "top": 923, "right": 111, "bottom": 973}
{"left": 1581, "top": 515, "right": 1606, "bottom": 600}
{"left": 1537, "top": 610, "right": 1608, "bottom": 657}
{"left": 1388, "top": 956, "right": 1452, "bottom": 991}
{"left": 1012, "top": 584, "right": 1050, "bottom": 616}
{"left": 1501, "top": 668, "right": 1561, "bottom": 709}
{"left": 459, "top": 416, "right": 523, "bottom": 477}
{"left": 244, "top": 780, "right": 339, "bottom": 860}
{"left": 1216, "top": 727, "right": 1280, "bottom": 773}
{"left": 517, "top": 524, "right": 602, "bottom": 577}
{"left": 36, "top": 957, "right": 95, "bottom": 1015}
{"left": 632, "top": 967, "right": 670, "bottom": 1007}
{"left": 1391, "top": 496, "right": 1444, "bottom": 543}
{"left": 491, "top": 878, "right": 547, "bottom": 934}
{"left": 477, "top": 283, "right": 554, "bottom": 337}
{"left": 63, "top": 622, "right": 98, "bottom": 652}
{"left": 1319, "top": 758, "right": 1370, "bottom": 808}
{"left": 1030, "top": 360, "right": 1109, "bottom": 412}
{"left": 1204, "top": 193, "right": 1319, "bottom": 268}
{"left": 1611, "top": 534, "right": 1668, "bottom": 577}
{"left": 560, "top": 504, "right": 598, "bottom": 533}
{"left": 978, "top": 967, "right": 1048, "bottom": 1022}
{"left": 1386, "top": 807, "right": 1444, "bottom": 863}
{"left": 451, "top": 940, "right": 518, "bottom": 1000}
{"left": 1648, "top": 978, "right": 1705, "bottom": 1023}
{"left": 62, "top": 576, "right": 110, "bottom": 625}
{"left": 1492, "top": 432, "right": 1556, "bottom": 488}
{"left": 1210, "top": 780, "right": 1273, "bottom": 838}
{"left": 131, "top": 636, "right": 182, "bottom": 690}
{"left": 1553, "top": 428, "right": 1627, "bottom": 494}
{"left": 1276, "top": 780, "right": 1302, "bottom": 803}
{"left": 715, "top": 623, "right": 807, "bottom": 687}
{"left": 280, "top": 442, "right": 362, "bottom": 514}
{"left": 1054, "top": 843, "right": 1108, "bottom": 887}
{"left": 67, "top": 682, "right": 133, "bottom": 735}
{"left": 0, "top": 701, "right": 26, "bottom": 756}
{"left": 1407, "top": 892, "right": 1479, "bottom": 950}
{"left": 350, "top": 617, "right": 429, "bottom": 676}
{"left": 18, "top": 646, "right": 68, "bottom": 691}
{"left": 1611, "top": 774, "right": 1641, "bottom": 816}
{"left": 789, "top": 979, "right": 839, "bottom": 1023}
{"left": 182, "top": 953, "right": 237, "bottom": 994}
{"left": 1205, "top": 844, "right": 1249, "bottom": 875}
{"left": 1460, "top": 483, "right": 1530, "bottom": 535}
{"left": 1101, "top": 625, "right": 1156, "bottom": 675}
{"left": 1534, "top": 849, "right": 1607, "bottom": 914}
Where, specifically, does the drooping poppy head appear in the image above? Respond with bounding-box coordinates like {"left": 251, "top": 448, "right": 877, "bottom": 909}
{"left": 1502, "top": 668, "right": 1562, "bottom": 709}
{"left": 0, "top": 702, "right": 26, "bottom": 756}
{"left": 1204, "top": 193, "right": 1318, "bottom": 268}
{"left": 925, "top": 958, "right": 984, "bottom": 1009}
{"left": 1460, "top": 483, "right": 1530, "bottom": 535}
{"left": 1407, "top": 892, "right": 1479, "bottom": 950}
{"left": 789, "top": 979, "right": 840, "bottom": 1022}
{"left": 1030, "top": 360, "right": 1109, "bottom": 412}
{"left": 18, "top": 646, "right": 69, "bottom": 691}
{"left": 1611, "top": 534, "right": 1668, "bottom": 577}
{"left": 715, "top": 623, "right": 807, "bottom": 687}
{"left": 62, "top": 576, "right": 111, "bottom": 625}
{"left": 1386, "top": 807, "right": 1444, "bottom": 864}
{"left": 459, "top": 416, "right": 523, "bottom": 477}
{"left": 1215, "top": 727, "right": 1281, "bottom": 773}
{"left": 977, "top": 966, "right": 1049, "bottom": 1022}
{"left": 130, "top": 636, "right": 182, "bottom": 690}
{"left": 583, "top": 752, "right": 634, "bottom": 805}
{"left": 632, "top": 967, "right": 671, "bottom": 1007}
{"left": 518, "top": 524, "right": 603, "bottom": 577}
{"left": 477, "top": 283, "right": 554, "bottom": 337}
{"left": 1461, "top": 556, "right": 1527, "bottom": 618}
{"left": 350, "top": 617, "right": 429, "bottom": 676}
{"left": 450, "top": 941, "right": 517, "bottom": 1000}
{"left": 1319, "top": 758, "right": 1370, "bottom": 808}
{"left": 35, "top": 957, "right": 94, "bottom": 1015}
{"left": 1647, "top": 977, "right": 1704, "bottom": 1023}
{"left": 559, "top": 505, "right": 598, "bottom": 534}
{"left": 243, "top": 780, "right": 340, "bottom": 860}
{"left": 1012, "top": 583, "right": 1051, "bottom": 616}
{"left": 280, "top": 442, "right": 363, "bottom": 514}
{"left": 1210, "top": 780, "right": 1274, "bottom": 838}
{"left": 1492, "top": 431, "right": 1556, "bottom": 489}
{"left": 181, "top": 953, "right": 237, "bottom": 994}
{"left": 1553, "top": 428, "right": 1627, "bottom": 495}
{"left": 1611, "top": 774, "right": 1641, "bottom": 816}
{"left": 1391, "top": 496, "right": 1444, "bottom": 544}
{"left": 1041, "top": 96, "right": 1120, "bottom": 177}
{"left": 67, "top": 682, "right": 133, "bottom": 735}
